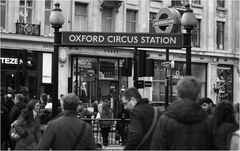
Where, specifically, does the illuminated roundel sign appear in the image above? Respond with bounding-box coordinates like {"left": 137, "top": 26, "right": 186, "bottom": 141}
{"left": 154, "top": 8, "right": 181, "bottom": 33}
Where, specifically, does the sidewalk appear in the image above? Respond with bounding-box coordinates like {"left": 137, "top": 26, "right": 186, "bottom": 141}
{"left": 104, "top": 145, "right": 124, "bottom": 150}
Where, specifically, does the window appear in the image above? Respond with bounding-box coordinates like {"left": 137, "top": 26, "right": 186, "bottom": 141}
{"left": 171, "top": 0, "right": 187, "bottom": 7}
{"left": 0, "top": 0, "right": 6, "bottom": 30}
{"left": 74, "top": 3, "right": 87, "bottom": 31}
{"left": 217, "top": 21, "right": 224, "bottom": 50}
{"left": 192, "top": 0, "right": 201, "bottom": 5}
{"left": 149, "top": 12, "right": 157, "bottom": 33}
{"left": 152, "top": 61, "right": 206, "bottom": 102}
{"left": 102, "top": 8, "right": 113, "bottom": 32}
{"left": 19, "top": 0, "right": 33, "bottom": 23}
{"left": 126, "top": 10, "right": 137, "bottom": 33}
{"left": 44, "top": 0, "right": 52, "bottom": 35}
{"left": 217, "top": 0, "right": 225, "bottom": 8}
{"left": 192, "top": 19, "right": 200, "bottom": 47}
{"left": 216, "top": 65, "right": 233, "bottom": 103}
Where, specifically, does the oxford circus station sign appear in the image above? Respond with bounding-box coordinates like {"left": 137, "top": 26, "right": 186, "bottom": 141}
{"left": 62, "top": 32, "right": 183, "bottom": 49}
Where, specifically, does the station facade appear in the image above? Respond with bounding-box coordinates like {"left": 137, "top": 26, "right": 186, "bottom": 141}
{"left": 1, "top": 0, "right": 239, "bottom": 109}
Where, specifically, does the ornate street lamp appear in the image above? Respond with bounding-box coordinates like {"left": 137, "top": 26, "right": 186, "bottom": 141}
{"left": 50, "top": 2, "right": 65, "bottom": 117}
{"left": 181, "top": 3, "right": 197, "bottom": 75}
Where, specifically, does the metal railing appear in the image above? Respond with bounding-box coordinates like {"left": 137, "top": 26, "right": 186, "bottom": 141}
{"left": 82, "top": 118, "right": 129, "bottom": 146}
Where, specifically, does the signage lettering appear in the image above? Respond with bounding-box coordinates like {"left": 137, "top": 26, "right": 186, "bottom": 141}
{"left": 0, "top": 57, "right": 23, "bottom": 65}
{"left": 153, "top": 18, "right": 176, "bottom": 26}
{"left": 62, "top": 32, "right": 183, "bottom": 48}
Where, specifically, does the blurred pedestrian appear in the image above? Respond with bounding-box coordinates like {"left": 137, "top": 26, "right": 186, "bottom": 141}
{"left": 212, "top": 101, "right": 239, "bottom": 150}
{"left": 97, "top": 102, "right": 113, "bottom": 147}
{"left": 38, "top": 93, "right": 97, "bottom": 150}
{"left": 199, "top": 97, "right": 214, "bottom": 117}
{"left": 1, "top": 97, "right": 10, "bottom": 150}
{"left": 5, "top": 93, "right": 14, "bottom": 111}
{"left": 9, "top": 93, "right": 26, "bottom": 123}
{"left": 151, "top": 76, "right": 214, "bottom": 150}
{"left": 14, "top": 99, "right": 41, "bottom": 150}
{"left": 9, "top": 93, "right": 27, "bottom": 150}
{"left": 121, "top": 87, "right": 154, "bottom": 150}
{"left": 229, "top": 102, "right": 240, "bottom": 150}
{"left": 39, "top": 93, "right": 48, "bottom": 110}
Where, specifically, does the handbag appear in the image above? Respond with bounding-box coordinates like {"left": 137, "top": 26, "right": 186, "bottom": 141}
{"left": 10, "top": 126, "right": 20, "bottom": 141}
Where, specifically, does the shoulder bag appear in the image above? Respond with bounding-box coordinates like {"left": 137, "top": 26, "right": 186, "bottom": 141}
{"left": 135, "top": 107, "right": 159, "bottom": 150}
{"left": 72, "top": 123, "right": 87, "bottom": 149}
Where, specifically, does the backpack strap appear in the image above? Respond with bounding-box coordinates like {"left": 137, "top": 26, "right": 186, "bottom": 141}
{"left": 72, "top": 123, "right": 87, "bottom": 149}
{"left": 136, "top": 107, "right": 159, "bottom": 149}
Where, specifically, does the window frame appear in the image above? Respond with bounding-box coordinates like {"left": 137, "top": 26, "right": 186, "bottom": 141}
{"left": 74, "top": 2, "right": 88, "bottom": 31}
{"left": 126, "top": 9, "right": 137, "bottom": 33}
{"left": 192, "top": 19, "right": 201, "bottom": 47}
{"left": 217, "top": 0, "right": 225, "bottom": 8}
{"left": 102, "top": 7, "right": 114, "bottom": 32}
{"left": 216, "top": 21, "right": 225, "bottom": 50}
{"left": 19, "top": 0, "right": 34, "bottom": 23}
{"left": 149, "top": 12, "right": 157, "bottom": 33}
{"left": 0, "top": 0, "right": 7, "bottom": 30}
{"left": 44, "top": 0, "right": 53, "bottom": 35}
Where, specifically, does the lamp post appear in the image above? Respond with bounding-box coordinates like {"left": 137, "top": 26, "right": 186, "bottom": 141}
{"left": 181, "top": 3, "right": 197, "bottom": 76}
{"left": 50, "top": 2, "right": 65, "bottom": 117}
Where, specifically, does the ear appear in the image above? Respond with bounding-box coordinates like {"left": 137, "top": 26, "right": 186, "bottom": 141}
{"left": 131, "top": 97, "right": 137, "bottom": 104}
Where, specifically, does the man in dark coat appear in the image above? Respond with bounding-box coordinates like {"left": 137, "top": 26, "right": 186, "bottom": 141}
{"left": 151, "top": 76, "right": 214, "bottom": 150}
{"left": 122, "top": 87, "right": 154, "bottom": 150}
{"left": 38, "top": 93, "right": 97, "bottom": 150}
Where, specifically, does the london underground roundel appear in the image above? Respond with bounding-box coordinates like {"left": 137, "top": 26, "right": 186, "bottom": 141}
{"left": 154, "top": 8, "right": 181, "bottom": 33}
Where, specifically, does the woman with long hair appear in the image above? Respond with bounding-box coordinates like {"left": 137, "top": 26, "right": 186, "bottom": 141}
{"left": 14, "top": 99, "right": 41, "bottom": 150}
{"left": 212, "top": 101, "right": 239, "bottom": 150}
{"left": 99, "top": 102, "right": 113, "bottom": 147}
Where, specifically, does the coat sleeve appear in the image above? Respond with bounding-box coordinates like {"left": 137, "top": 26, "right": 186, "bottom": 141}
{"left": 85, "top": 124, "right": 97, "bottom": 150}
{"left": 38, "top": 121, "right": 56, "bottom": 150}
{"left": 124, "top": 110, "right": 143, "bottom": 150}
{"left": 151, "top": 115, "right": 169, "bottom": 150}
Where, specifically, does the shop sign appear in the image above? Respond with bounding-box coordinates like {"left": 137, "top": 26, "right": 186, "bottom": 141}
{"left": 62, "top": 32, "right": 183, "bottom": 48}
{"left": 0, "top": 57, "right": 23, "bottom": 65}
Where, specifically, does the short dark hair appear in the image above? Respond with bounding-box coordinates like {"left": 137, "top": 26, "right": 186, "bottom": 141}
{"left": 176, "top": 76, "right": 200, "bottom": 101}
{"left": 15, "top": 93, "right": 25, "bottom": 104}
{"left": 63, "top": 93, "right": 80, "bottom": 111}
{"left": 40, "top": 93, "right": 48, "bottom": 104}
{"left": 122, "top": 87, "right": 142, "bottom": 102}
{"left": 199, "top": 97, "right": 213, "bottom": 105}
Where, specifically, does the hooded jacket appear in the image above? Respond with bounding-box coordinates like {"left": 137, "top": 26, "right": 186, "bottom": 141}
{"left": 151, "top": 99, "right": 214, "bottom": 150}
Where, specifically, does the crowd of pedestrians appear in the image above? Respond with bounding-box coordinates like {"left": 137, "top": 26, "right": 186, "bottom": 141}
{"left": 1, "top": 75, "right": 239, "bottom": 150}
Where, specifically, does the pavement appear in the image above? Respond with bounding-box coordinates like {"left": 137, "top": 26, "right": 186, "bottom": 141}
{"left": 103, "top": 145, "right": 124, "bottom": 150}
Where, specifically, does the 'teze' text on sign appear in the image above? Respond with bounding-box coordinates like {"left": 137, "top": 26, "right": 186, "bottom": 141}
{"left": 62, "top": 32, "right": 183, "bottom": 48}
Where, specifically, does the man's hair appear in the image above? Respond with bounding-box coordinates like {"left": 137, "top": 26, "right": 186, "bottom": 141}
{"left": 122, "top": 87, "right": 142, "bottom": 102}
{"left": 199, "top": 97, "right": 213, "bottom": 105}
{"left": 40, "top": 93, "right": 48, "bottom": 104}
{"left": 176, "top": 76, "right": 201, "bottom": 101}
{"left": 15, "top": 93, "right": 25, "bottom": 104}
{"left": 63, "top": 93, "right": 80, "bottom": 111}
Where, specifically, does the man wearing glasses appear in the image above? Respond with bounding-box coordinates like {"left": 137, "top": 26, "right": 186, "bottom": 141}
{"left": 121, "top": 87, "right": 154, "bottom": 150}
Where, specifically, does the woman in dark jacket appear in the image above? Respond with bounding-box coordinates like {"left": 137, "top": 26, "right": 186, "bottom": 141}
{"left": 9, "top": 93, "right": 26, "bottom": 123}
{"left": 14, "top": 99, "right": 41, "bottom": 150}
{"left": 212, "top": 101, "right": 239, "bottom": 150}
{"left": 98, "top": 102, "right": 113, "bottom": 147}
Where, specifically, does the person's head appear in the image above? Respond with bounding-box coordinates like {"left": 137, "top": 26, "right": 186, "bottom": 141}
{"left": 14, "top": 93, "right": 25, "bottom": 104}
{"left": 213, "top": 101, "right": 236, "bottom": 125}
{"left": 176, "top": 76, "right": 201, "bottom": 101}
{"left": 21, "top": 99, "right": 39, "bottom": 123}
{"left": 62, "top": 93, "right": 80, "bottom": 112}
{"left": 121, "top": 87, "right": 142, "bottom": 112}
{"left": 40, "top": 93, "right": 48, "bottom": 104}
{"left": 6, "top": 93, "right": 13, "bottom": 102}
{"left": 27, "top": 99, "right": 40, "bottom": 112}
{"left": 199, "top": 97, "right": 213, "bottom": 114}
